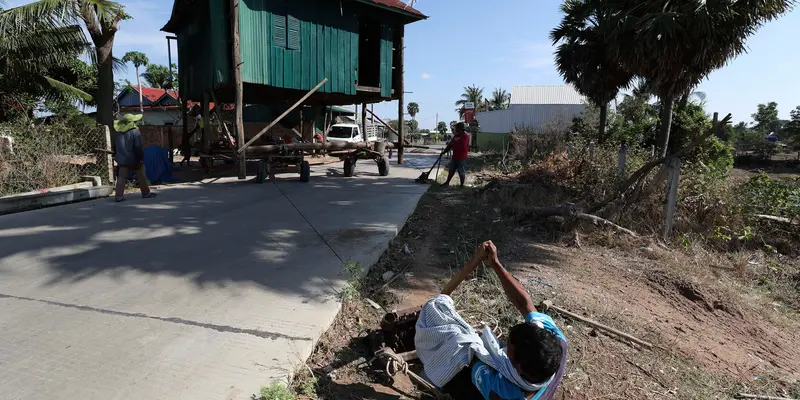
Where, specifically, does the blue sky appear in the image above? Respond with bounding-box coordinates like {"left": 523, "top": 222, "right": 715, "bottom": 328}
{"left": 6, "top": 0, "right": 800, "bottom": 127}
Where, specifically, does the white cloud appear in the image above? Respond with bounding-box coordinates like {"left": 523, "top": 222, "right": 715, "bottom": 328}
{"left": 421, "top": 73, "right": 433, "bottom": 79}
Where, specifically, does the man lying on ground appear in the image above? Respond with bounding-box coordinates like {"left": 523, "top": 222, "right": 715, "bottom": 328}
{"left": 415, "top": 241, "right": 567, "bottom": 400}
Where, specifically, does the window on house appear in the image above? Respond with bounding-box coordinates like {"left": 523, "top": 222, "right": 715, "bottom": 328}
{"left": 273, "top": 12, "right": 300, "bottom": 50}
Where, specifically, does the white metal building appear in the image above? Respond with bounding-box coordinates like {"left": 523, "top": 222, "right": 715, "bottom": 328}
{"left": 475, "top": 85, "right": 587, "bottom": 149}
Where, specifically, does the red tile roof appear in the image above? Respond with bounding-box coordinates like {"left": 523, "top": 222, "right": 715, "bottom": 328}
{"left": 365, "top": 0, "right": 425, "bottom": 17}
{"left": 135, "top": 87, "right": 180, "bottom": 103}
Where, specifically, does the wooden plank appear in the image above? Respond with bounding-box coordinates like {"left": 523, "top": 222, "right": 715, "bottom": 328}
{"left": 238, "top": 78, "right": 329, "bottom": 153}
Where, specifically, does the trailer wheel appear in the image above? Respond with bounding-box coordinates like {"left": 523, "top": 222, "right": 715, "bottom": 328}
{"left": 377, "top": 158, "right": 390, "bottom": 176}
{"left": 344, "top": 158, "right": 356, "bottom": 177}
{"left": 300, "top": 161, "right": 311, "bottom": 182}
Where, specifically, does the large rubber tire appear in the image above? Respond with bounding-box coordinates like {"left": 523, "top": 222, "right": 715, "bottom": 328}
{"left": 300, "top": 161, "right": 311, "bottom": 182}
{"left": 343, "top": 158, "right": 356, "bottom": 177}
{"left": 377, "top": 158, "right": 390, "bottom": 176}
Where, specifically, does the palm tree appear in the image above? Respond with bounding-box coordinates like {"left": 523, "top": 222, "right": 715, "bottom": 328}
{"left": 407, "top": 102, "right": 419, "bottom": 128}
{"left": 604, "top": 0, "right": 793, "bottom": 157}
{"left": 2, "top": 0, "right": 130, "bottom": 129}
{"left": 141, "top": 63, "right": 176, "bottom": 89}
{"left": 551, "top": 0, "right": 633, "bottom": 143}
{"left": 122, "top": 51, "right": 148, "bottom": 114}
{"left": 488, "top": 88, "right": 511, "bottom": 111}
{"left": 0, "top": 6, "right": 92, "bottom": 120}
{"left": 455, "top": 85, "right": 484, "bottom": 118}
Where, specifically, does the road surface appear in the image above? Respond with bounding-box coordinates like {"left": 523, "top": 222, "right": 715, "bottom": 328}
{"left": 0, "top": 155, "right": 434, "bottom": 400}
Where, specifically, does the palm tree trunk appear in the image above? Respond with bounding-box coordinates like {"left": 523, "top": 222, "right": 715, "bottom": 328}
{"left": 136, "top": 67, "right": 144, "bottom": 114}
{"left": 598, "top": 102, "right": 608, "bottom": 144}
{"left": 657, "top": 94, "right": 675, "bottom": 157}
{"left": 94, "top": 35, "right": 116, "bottom": 131}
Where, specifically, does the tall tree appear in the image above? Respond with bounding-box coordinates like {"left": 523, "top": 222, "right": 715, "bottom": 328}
{"left": 455, "top": 85, "right": 484, "bottom": 117}
{"left": 752, "top": 102, "right": 782, "bottom": 135}
{"left": 450, "top": 120, "right": 457, "bottom": 133}
{"left": 488, "top": 88, "right": 511, "bottom": 111}
{"left": 784, "top": 106, "right": 800, "bottom": 148}
{"left": 407, "top": 101, "right": 419, "bottom": 125}
{"left": 551, "top": 0, "right": 633, "bottom": 143}
{"left": 437, "top": 121, "right": 447, "bottom": 135}
{"left": 0, "top": 6, "right": 92, "bottom": 120}
{"left": 604, "top": 0, "right": 793, "bottom": 157}
{"left": 3, "top": 0, "right": 131, "bottom": 129}
{"left": 141, "top": 63, "right": 177, "bottom": 89}
{"left": 122, "top": 51, "right": 148, "bottom": 114}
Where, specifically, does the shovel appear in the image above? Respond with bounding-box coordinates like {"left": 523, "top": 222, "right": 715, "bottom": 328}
{"left": 414, "top": 152, "right": 445, "bottom": 183}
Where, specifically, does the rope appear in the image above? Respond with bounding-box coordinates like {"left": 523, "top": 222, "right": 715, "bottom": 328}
{"left": 376, "top": 348, "right": 444, "bottom": 398}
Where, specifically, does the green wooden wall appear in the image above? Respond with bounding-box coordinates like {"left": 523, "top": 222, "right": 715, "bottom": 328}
{"left": 239, "top": 0, "right": 396, "bottom": 97}
{"left": 174, "top": 0, "right": 402, "bottom": 100}
{"left": 176, "top": 0, "right": 230, "bottom": 100}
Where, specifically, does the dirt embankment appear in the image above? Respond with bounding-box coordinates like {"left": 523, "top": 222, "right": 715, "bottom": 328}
{"left": 299, "top": 182, "right": 800, "bottom": 399}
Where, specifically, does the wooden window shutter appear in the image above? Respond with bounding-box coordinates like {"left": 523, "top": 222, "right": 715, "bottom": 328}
{"left": 272, "top": 13, "right": 286, "bottom": 47}
{"left": 287, "top": 16, "right": 301, "bottom": 50}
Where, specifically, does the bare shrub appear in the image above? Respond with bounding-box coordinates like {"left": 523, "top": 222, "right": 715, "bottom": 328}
{"left": 0, "top": 121, "right": 107, "bottom": 196}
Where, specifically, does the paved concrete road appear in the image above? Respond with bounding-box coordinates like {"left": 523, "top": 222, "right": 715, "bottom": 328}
{"left": 0, "top": 155, "right": 434, "bottom": 400}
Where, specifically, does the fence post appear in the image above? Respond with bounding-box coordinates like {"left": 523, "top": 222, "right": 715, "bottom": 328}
{"left": 104, "top": 125, "right": 114, "bottom": 185}
{"left": 650, "top": 145, "right": 655, "bottom": 157}
{"left": 663, "top": 157, "right": 682, "bottom": 239}
{"left": 618, "top": 143, "right": 628, "bottom": 178}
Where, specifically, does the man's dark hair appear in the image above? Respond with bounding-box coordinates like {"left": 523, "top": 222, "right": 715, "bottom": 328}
{"left": 508, "top": 322, "right": 562, "bottom": 384}
{"left": 456, "top": 122, "right": 466, "bottom": 132}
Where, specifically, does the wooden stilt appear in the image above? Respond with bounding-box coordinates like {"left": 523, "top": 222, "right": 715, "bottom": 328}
{"left": 397, "top": 25, "right": 405, "bottom": 164}
{"left": 231, "top": 0, "right": 246, "bottom": 179}
{"left": 361, "top": 102, "right": 368, "bottom": 142}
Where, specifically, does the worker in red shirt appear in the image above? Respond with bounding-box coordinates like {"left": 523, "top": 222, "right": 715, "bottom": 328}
{"left": 441, "top": 122, "right": 470, "bottom": 187}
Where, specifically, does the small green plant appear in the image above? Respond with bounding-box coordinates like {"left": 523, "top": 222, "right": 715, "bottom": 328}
{"left": 340, "top": 261, "right": 364, "bottom": 301}
{"left": 678, "top": 234, "right": 692, "bottom": 249}
{"left": 253, "top": 382, "right": 295, "bottom": 400}
{"left": 297, "top": 376, "right": 318, "bottom": 399}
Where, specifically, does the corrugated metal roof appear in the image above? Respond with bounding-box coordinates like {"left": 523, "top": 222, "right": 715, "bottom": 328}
{"left": 361, "top": 0, "right": 426, "bottom": 17}
{"left": 510, "top": 85, "right": 586, "bottom": 105}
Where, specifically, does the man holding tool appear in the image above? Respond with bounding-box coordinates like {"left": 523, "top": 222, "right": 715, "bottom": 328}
{"left": 440, "top": 122, "right": 470, "bottom": 187}
{"left": 415, "top": 241, "right": 567, "bottom": 400}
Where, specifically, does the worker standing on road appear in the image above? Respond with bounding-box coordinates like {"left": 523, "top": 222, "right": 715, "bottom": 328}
{"left": 441, "top": 122, "right": 470, "bottom": 187}
{"left": 114, "top": 114, "right": 157, "bottom": 202}
{"left": 415, "top": 241, "right": 567, "bottom": 400}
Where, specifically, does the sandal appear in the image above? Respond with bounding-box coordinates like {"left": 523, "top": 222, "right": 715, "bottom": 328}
{"left": 115, "top": 198, "right": 126, "bottom": 203}
{"left": 142, "top": 193, "right": 158, "bottom": 199}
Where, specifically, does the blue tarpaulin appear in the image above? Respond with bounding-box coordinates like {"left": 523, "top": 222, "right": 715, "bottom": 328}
{"left": 141, "top": 147, "right": 173, "bottom": 184}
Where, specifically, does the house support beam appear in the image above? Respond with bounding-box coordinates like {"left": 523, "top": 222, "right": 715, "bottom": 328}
{"left": 238, "top": 78, "right": 329, "bottom": 154}
{"left": 231, "top": 0, "right": 246, "bottom": 179}
{"left": 397, "top": 25, "right": 405, "bottom": 164}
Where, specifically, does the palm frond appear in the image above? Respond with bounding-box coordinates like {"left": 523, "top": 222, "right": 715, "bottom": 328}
{"left": 44, "top": 75, "right": 92, "bottom": 102}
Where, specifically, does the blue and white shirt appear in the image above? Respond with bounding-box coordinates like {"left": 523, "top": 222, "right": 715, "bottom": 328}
{"left": 471, "top": 312, "right": 566, "bottom": 400}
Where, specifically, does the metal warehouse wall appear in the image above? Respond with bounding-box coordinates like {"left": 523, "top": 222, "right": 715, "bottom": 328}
{"left": 476, "top": 104, "right": 587, "bottom": 134}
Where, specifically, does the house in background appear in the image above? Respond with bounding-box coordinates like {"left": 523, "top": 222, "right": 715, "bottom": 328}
{"left": 116, "top": 86, "right": 183, "bottom": 126}
{"left": 475, "top": 85, "right": 587, "bottom": 150}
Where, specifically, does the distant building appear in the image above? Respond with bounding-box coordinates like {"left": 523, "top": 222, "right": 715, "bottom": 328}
{"left": 116, "top": 86, "right": 183, "bottom": 126}
{"left": 475, "top": 85, "right": 587, "bottom": 150}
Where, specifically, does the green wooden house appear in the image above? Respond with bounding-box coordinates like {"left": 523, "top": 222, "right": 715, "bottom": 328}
{"left": 162, "top": 0, "right": 426, "bottom": 105}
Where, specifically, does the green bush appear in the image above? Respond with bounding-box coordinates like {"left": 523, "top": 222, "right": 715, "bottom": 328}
{"left": 737, "top": 173, "right": 800, "bottom": 220}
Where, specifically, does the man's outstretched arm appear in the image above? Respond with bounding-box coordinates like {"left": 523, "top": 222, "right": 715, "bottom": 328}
{"left": 485, "top": 241, "right": 536, "bottom": 316}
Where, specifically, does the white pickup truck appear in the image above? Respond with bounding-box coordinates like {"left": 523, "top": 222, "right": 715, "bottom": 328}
{"left": 326, "top": 123, "right": 378, "bottom": 143}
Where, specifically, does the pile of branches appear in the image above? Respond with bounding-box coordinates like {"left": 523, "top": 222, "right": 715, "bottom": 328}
{"left": 504, "top": 113, "right": 734, "bottom": 239}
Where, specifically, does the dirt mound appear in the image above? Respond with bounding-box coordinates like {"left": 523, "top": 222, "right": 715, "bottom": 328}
{"left": 643, "top": 269, "right": 800, "bottom": 380}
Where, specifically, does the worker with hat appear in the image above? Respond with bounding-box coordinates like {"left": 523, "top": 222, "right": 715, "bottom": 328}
{"left": 113, "top": 114, "right": 157, "bottom": 202}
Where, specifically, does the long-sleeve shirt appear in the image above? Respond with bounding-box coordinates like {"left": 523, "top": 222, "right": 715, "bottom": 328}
{"left": 115, "top": 128, "right": 144, "bottom": 166}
